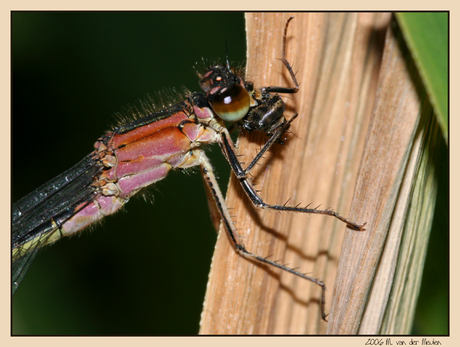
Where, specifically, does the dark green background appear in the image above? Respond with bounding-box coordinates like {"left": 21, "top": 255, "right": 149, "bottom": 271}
{"left": 12, "top": 12, "right": 448, "bottom": 335}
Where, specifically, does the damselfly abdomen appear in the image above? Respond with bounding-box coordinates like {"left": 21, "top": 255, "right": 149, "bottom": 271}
{"left": 13, "top": 13, "right": 364, "bottom": 333}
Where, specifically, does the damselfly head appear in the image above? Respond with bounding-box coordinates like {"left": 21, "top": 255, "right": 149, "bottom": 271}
{"left": 199, "top": 65, "right": 254, "bottom": 122}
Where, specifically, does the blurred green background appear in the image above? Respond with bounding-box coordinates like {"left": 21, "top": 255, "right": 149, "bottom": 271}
{"left": 12, "top": 12, "right": 448, "bottom": 335}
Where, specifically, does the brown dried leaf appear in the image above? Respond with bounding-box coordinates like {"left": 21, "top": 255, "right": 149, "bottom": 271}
{"left": 198, "top": 12, "right": 429, "bottom": 335}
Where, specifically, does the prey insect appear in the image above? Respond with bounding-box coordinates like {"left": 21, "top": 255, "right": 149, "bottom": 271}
{"left": 12, "top": 17, "right": 364, "bottom": 321}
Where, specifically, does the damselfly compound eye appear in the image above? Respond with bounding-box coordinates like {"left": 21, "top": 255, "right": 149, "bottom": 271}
{"left": 211, "top": 84, "right": 250, "bottom": 121}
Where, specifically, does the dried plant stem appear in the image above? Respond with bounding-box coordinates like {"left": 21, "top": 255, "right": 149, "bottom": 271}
{"left": 328, "top": 18, "right": 439, "bottom": 335}
{"left": 198, "top": 12, "right": 438, "bottom": 335}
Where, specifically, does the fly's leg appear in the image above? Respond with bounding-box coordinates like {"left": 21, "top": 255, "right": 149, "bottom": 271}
{"left": 216, "top": 130, "right": 364, "bottom": 322}
{"left": 240, "top": 113, "right": 298, "bottom": 177}
{"left": 200, "top": 165, "right": 224, "bottom": 234}
{"left": 220, "top": 130, "right": 366, "bottom": 231}
{"left": 197, "top": 149, "right": 329, "bottom": 321}
{"left": 240, "top": 17, "right": 299, "bottom": 176}
{"left": 230, "top": 17, "right": 365, "bottom": 230}
{"left": 262, "top": 16, "right": 299, "bottom": 95}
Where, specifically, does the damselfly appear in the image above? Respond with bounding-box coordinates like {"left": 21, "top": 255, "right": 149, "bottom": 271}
{"left": 13, "top": 14, "right": 364, "bottom": 330}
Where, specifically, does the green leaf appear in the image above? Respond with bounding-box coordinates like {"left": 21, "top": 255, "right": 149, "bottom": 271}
{"left": 396, "top": 12, "right": 448, "bottom": 142}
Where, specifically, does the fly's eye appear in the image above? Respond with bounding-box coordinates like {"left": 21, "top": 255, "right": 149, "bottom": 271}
{"left": 211, "top": 84, "right": 250, "bottom": 122}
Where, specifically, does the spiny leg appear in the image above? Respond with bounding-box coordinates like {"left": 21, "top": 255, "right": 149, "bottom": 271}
{"left": 230, "top": 18, "right": 365, "bottom": 230}
{"left": 239, "top": 114, "right": 297, "bottom": 177}
{"left": 263, "top": 16, "right": 300, "bottom": 95}
{"left": 198, "top": 149, "right": 329, "bottom": 321}
{"left": 219, "top": 130, "right": 366, "bottom": 231}
{"left": 240, "top": 18, "right": 300, "bottom": 176}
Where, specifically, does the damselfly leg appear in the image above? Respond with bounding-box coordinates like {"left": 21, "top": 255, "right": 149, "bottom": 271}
{"left": 199, "top": 17, "right": 365, "bottom": 321}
